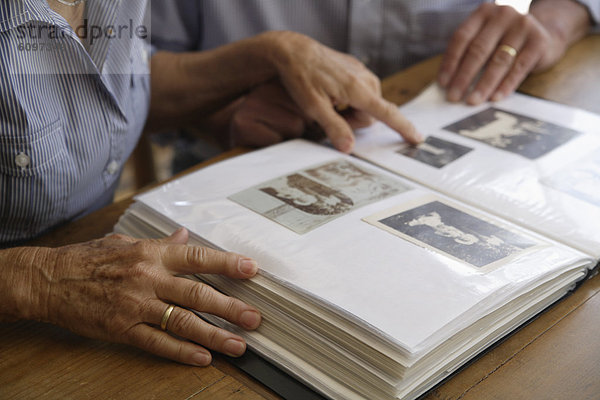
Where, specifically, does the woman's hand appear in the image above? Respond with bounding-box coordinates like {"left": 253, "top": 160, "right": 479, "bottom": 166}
{"left": 1, "top": 228, "right": 261, "bottom": 366}
{"left": 263, "top": 31, "right": 422, "bottom": 152}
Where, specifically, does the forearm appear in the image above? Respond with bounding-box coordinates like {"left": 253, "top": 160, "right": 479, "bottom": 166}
{"left": 531, "top": 0, "right": 592, "bottom": 47}
{"left": 146, "top": 32, "right": 284, "bottom": 133}
{"left": 0, "top": 247, "right": 53, "bottom": 322}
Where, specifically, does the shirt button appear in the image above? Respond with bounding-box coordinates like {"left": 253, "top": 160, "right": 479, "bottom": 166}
{"left": 15, "top": 152, "right": 30, "bottom": 170}
{"left": 107, "top": 160, "right": 120, "bottom": 175}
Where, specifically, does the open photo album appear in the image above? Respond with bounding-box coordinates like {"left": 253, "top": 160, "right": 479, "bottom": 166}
{"left": 114, "top": 85, "right": 600, "bottom": 400}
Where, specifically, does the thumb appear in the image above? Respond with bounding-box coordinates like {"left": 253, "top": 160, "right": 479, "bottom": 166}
{"left": 163, "top": 227, "right": 189, "bottom": 245}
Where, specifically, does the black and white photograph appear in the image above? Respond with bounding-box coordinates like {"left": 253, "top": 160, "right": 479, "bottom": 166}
{"left": 365, "top": 199, "right": 538, "bottom": 269}
{"left": 443, "top": 108, "right": 581, "bottom": 159}
{"left": 396, "top": 136, "right": 473, "bottom": 168}
{"left": 229, "top": 159, "right": 411, "bottom": 234}
{"left": 542, "top": 151, "right": 600, "bottom": 207}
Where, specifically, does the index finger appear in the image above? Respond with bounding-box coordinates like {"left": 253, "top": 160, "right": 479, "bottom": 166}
{"left": 160, "top": 245, "right": 259, "bottom": 279}
{"left": 351, "top": 93, "right": 422, "bottom": 144}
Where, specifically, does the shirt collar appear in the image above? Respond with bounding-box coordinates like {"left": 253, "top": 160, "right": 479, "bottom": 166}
{"left": 0, "top": 0, "right": 57, "bottom": 33}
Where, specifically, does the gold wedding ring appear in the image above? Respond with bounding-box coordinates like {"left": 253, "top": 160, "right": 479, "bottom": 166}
{"left": 334, "top": 103, "right": 349, "bottom": 112}
{"left": 160, "top": 304, "right": 176, "bottom": 331}
{"left": 498, "top": 44, "right": 518, "bottom": 58}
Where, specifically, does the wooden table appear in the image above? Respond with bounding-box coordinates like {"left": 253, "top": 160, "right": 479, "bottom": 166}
{"left": 2, "top": 35, "right": 599, "bottom": 400}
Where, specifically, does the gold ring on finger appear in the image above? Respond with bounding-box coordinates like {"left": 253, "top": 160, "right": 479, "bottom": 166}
{"left": 498, "top": 44, "right": 518, "bottom": 58}
{"left": 334, "top": 103, "right": 349, "bottom": 112}
{"left": 160, "top": 304, "right": 176, "bottom": 331}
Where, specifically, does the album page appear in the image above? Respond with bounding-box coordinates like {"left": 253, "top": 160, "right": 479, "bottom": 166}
{"left": 131, "top": 140, "right": 591, "bottom": 354}
{"left": 354, "top": 85, "right": 600, "bottom": 258}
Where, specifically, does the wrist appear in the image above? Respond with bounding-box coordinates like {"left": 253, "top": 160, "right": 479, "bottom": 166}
{"left": 0, "top": 247, "right": 56, "bottom": 322}
{"left": 531, "top": 0, "right": 591, "bottom": 47}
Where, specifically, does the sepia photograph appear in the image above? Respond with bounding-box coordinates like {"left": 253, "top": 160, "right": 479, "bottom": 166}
{"left": 396, "top": 136, "right": 473, "bottom": 168}
{"left": 365, "top": 199, "right": 538, "bottom": 269}
{"left": 542, "top": 151, "right": 600, "bottom": 207}
{"left": 443, "top": 107, "right": 581, "bottom": 159}
{"left": 229, "top": 159, "right": 411, "bottom": 234}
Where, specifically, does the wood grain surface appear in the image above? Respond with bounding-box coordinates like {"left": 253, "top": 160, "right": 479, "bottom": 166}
{"left": 1, "top": 35, "right": 599, "bottom": 400}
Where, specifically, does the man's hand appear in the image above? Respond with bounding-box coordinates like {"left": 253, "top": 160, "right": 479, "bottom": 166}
{"left": 438, "top": 1, "right": 591, "bottom": 105}
{"left": 263, "top": 31, "right": 422, "bottom": 153}
{"left": 225, "top": 80, "right": 376, "bottom": 149}
{"left": 1, "top": 228, "right": 261, "bottom": 366}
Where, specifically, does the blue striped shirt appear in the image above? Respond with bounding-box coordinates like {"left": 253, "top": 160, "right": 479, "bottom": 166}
{"left": 0, "top": 0, "right": 150, "bottom": 245}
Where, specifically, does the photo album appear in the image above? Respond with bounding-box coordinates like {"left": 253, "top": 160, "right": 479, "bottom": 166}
{"left": 114, "top": 85, "right": 600, "bottom": 400}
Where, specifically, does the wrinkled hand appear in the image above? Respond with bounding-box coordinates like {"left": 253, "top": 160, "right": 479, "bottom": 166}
{"left": 265, "top": 31, "right": 422, "bottom": 152}
{"left": 227, "top": 80, "right": 375, "bottom": 148}
{"left": 438, "top": 3, "right": 568, "bottom": 105}
{"left": 20, "top": 228, "right": 261, "bottom": 366}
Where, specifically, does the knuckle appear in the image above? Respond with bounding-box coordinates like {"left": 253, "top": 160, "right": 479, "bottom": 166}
{"left": 187, "top": 283, "right": 215, "bottom": 306}
{"left": 223, "top": 251, "right": 240, "bottom": 271}
{"left": 492, "top": 50, "right": 514, "bottom": 66}
{"left": 466, "top": 39, "right": 491, "bottom": 62}
{"left": 452, "top": 27, "right": 473, "bottom": 45}
{"left": 513, "top": 57, "right": 532, "bottom": 75}
{"left": 222, "top": 296, "right": 240, "bottom": 320}
{"left": 169, "top": 310, "right": 196, "bottom": 333}
{"left": 521, "top": 14, "right": 535, "bottom": 30}
{"left": 302, "top": 95, "right": 325, "bottom": 119}
{"left": 365, "top": 72, "right": 381, "bottom": 92}
{"left": 108, "top": 233, "right": 129, "bottom": 242}
{"left": 141, "top": 330, "right": 167, "bottom": 350}
{"left": 344, "top": 73, "right": 361, "bottom": 90}
{"left": 128, "top": 261, "right": 156, "bottom": 281}
{"left": 132, "top": 241, "right": 154, "bottom": 258}
{"left": 380, "top": 100, "right": 397, "bottom": 118}
{"left": 108, "top": 314, "right": 133, "bottom": 336}
{"left": 497, "top": 5, "right": 516, "bottom": 18}
{"left": 186, "top": 246, "right": 209, "bottom": 266}
{"left": 479, "top": 2, "right": 495, "bottom": 13}
{"left": 204, "top": 325, "right": 222, "bottom": 349}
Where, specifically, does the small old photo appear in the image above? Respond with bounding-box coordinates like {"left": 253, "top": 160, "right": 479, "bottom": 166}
{"left": 542, "top": 151, "right": 600, "bottom": 207}
{"left": 365, "top": 200, "right": 538, "bottom": 269}
{"left": 444, "top": 107, "right": 581, "bottom": 159}
{"left": 229, "top": 159, "right": 411, "bottom": 234}
{"left": 396, "top": 136, "right": 473, "bottom": 168}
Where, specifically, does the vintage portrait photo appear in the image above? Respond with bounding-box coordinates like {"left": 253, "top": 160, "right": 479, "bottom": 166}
{"left": 443, "top": 108, "right": 581, "bottom": 159}
{"left": 229, "top": 159, "right": 411, "bottom": 234}
{"left": 396, "top": 136, "right": 473, "bottom": 168}
{"left": 364, "top": 199, "right": 538, "bottom": 269}
{"left": 542, "top": 151, "right": 600, "bottom": 207}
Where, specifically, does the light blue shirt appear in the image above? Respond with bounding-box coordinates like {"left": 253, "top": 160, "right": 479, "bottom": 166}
{"left": 151, "top": 0, "right": 600, "bottom": 78}
{"left": 0, "top": 0, "right": 150, "bottom": 245}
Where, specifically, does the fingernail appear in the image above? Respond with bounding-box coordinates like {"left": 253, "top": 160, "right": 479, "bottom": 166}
{"left": 467, "top": 91, "right": 483, "bottom": 105}
{"left": 223, "top": 339, "right": 246, "bottom": 357}
{"left": 191, "top": 351, "right": 211, "bottom": 366}
{"left": 335, "top": 138, "right": 354, "bottom": 154}
{"left": 438, "top": 72, "right": 450, "bottom": 87}
{"left": 447, "top": 88, "right": 462, "bottom": 103}
{"left": 411, "top": 130, "right": 424, "bottom": 144}
{"left": 238, "top": 259, "right": 258, "bottom": 276}
{"left": 491, "top": 91, "right": 504, "bottom": 102}
{"left": 241, "top": 310, "right": 261, "bottom": 330}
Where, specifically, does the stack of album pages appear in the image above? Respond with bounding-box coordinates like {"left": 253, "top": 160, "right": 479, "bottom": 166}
{"left": 114, "top": 85, "right": 600, "bottom": 400}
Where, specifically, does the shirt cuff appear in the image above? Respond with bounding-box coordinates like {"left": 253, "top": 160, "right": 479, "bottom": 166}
{"left": 574, "top": 0, "right": 600, "bottom": 32}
